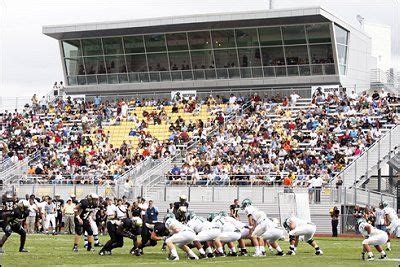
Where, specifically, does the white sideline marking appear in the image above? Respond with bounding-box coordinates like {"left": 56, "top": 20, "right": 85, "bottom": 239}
{"left": 382, "top": 258, "right": 400, "bottom": 261}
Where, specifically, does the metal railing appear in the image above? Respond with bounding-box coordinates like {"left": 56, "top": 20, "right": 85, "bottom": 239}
{"left": 67, "top": 64, "right": 336, "bottom": 86}
{"left": 330, "top": 124, "right": 400, "bottom": 189}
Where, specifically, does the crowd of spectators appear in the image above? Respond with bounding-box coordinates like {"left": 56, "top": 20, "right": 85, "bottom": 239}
{"left": 166, "top": 89, "right": 399, "bottom": 187}
{"left": 0, "top": 92, "right": 243, "bottom": 185}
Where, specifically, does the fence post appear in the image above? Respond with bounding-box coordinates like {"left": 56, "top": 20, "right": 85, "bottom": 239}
{"left": 212, "top": 185, "right": 215, "bottom": 202}
{"left": 262, "top": 186, "right": 265, "bottom": 203}
{"left": 188, "top": 186, "right": 191, "bottom": 202}
{"left": 354, "top": 186, "right": 357, "bottom": 205}
{"left": 74, "top": 184, "right": 76, "bottom": 196}
{"left": 53, "top": 183, "right": 56, "bottom": 197}
{"left": 237, "top": 186, "right": 240, "bottom": 200}
{"left": 164, "top": 186, "right": 167, "bottom": 202}
{"left": 96, "top": 185, "right": 99, "bottom": 195}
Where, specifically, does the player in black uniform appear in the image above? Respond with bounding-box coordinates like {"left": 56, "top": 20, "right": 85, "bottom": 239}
{"left": 0, "top": 200, "right": 30, "bottom": 253}
{"left": 98, "top": 217, "right": 142, "bottom": 256}
{"left": 72, "top": 193, "right": 98, "bottom": 252}
{"left": 173, "top": 195, "right": 189, "bottom": 223}
{"left": 133, "top": 221, "right": 169, "bottom": 256}
{"left": 1, "top": 192, "right": 17, "bottom": 211}
{"left": 54, "top": 194, "right": 64, "bottom": 234}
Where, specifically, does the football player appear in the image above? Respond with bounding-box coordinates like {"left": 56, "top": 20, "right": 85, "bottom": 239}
{"left": 1, "top": 192, "right": 17, "bottom": 211}
{"left": 83, "top": 194, "right": 103, "bottom": 248}
{"left": 73, "top": 193, "right": 98, "bottom": 252}
{"left": 283, "top": 216, "right": 323, "bottom": 256}
{"left": 380, "top": 201, "right": 399, "bottom": 251}
{"left": 173, "top": 195, "right": 189, "bottom": 223}
{"left": 358, "top": 218, "right": 388, "bottom": 261}
{"left": 210, "top": 212, "right": 242, "bottom": 256}
{"left": 0, "top": 200, "right": 30, "bottom": 253}
{"left": 99, "top": 217, "right": 142, "bottom": 256}
{"left": 241, "top": 199, "right": 268, "bottom": 256}
{"left": 54, "top": 194, "right": 64, "bottom": 234}
{"left": 186, "top": 211, "right": 222, "bottom": 258}
{"left": 152, "top": 213, "right": 198, "bottom": 261}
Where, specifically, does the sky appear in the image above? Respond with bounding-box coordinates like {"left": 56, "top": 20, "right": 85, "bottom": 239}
{"left": 0, "top": 0, "right": 399, "bottom": 97}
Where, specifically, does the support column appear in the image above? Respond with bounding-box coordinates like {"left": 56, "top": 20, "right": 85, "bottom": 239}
{"left": 377, "top": 168, "right": 381, "bottom": 192}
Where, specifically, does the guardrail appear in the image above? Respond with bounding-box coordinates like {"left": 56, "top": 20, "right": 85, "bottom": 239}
{"left": 331, "top": 124, "right": 400, "bottom": 189}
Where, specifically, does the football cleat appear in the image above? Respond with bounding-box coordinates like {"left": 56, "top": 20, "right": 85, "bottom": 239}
{"left": 386, "top": 247, "right": 391, "bottom": 251}
{"left": 252, "top": 252, "right": 262, "bottom": 257}
{"left": 214, "top": 251, "right": 225, "bottom": 257}
{"left": 227, "top": 251, "right": 238, "bottom": 257}
{"left": 73, "top": 247, "right": 78, "bottom": 253}
{"left": 315, "top": 249, "right": 323, "bottom": 255}
{"left": 199, "top": 253, "right": 207, "bottom": 259}
{"left": 239, "top": 249, "right": 248, "bottom": 256}
{"left": 0, "top": 248, "right": 4, "bottom": 253}
{"left": 167, "top": 255, "right": 179, "bottom": 261}
{"left": 94, "top": 242, "right": 103, "bottom": 247}
{"left": 99, "top": 250, "right": 106, "bottom": 256}
{"left": 361, "top": 252, "right": 365, "bottom": 260}
{"left": 188, "top": 255, "right": 199, "bottom": 260}
{"left": 19, "top": 248, "right": 29, "bottom": 253}
{"left": 367, "top": 256, "right": 374, "bottom": 261}
{"left": 379, "top": 254, "right": 387, "bottom": 259}
{"left": 287, "top": 250, "right": 296, "bottom": 256}
{"left": 276, "top": 251, "right": 285, "bottom": 256}
{"left": 207, "top": 253, "right": 215, "bottom": 258}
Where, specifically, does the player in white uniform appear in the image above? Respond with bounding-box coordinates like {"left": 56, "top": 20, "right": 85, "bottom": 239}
{"left": 210, "top": 212, "right": 242, "bottom": 256}
{"left": 241, "top": 199, "right": 268, "bottom": 256}
{"left": 380, "top": 201, "right": 399, "bottom": 251}
{"left": 283, "top": 216, "right": 323, "bottom": 256}
{"left": 158, "top": 213, "right": 198, "bottom": 261}
{"left": 186, "top": 211, "right": 222, "bottom": 258}
{"left": 256, "top": 217, "right": 285, "bottom": 256}
{"left": 358, "top": 219, "right": 388, "bottom": 261}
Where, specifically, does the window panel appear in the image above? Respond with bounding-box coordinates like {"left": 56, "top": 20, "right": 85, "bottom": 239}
{"left": 65, "top": 58, "right": 85, "bottom": 76}
{"left": 126, "top": 54, "right": 147, "bottom": 72}
{"left": 237, "top": 48, "right": 262, "bottom": 67}
{"left": 285, "top": 45, "right": 309, "bottom": 65}
{"left": 82, "top": 39, "right": 103, "bottom": 56}
{"left": 282, "top": 26, "right": 306, "bottom": 45}
{"left": 211, "top": 30, "right": 236, "bottom": 49}
{"left": 214, "top": 49, "right": 239, "bottom": 68}
{"left": 235, "top": 28, "right": 259, "bottom": 47}
{"left": 309, "top": 44, "right": 334, "bottom": 64}
{"left": 337, "top": 44, "right": 348, "bottom": 65}
{"left": 105, "top": 56, "right": 127, "bottom": 73}
{"left": 261, "top": 47, "right": 285, "bottom": 66}
{"left": 166, "top": 33, "right": 189, "bottom": 51}
{"left": 147, "top": 53, "right": 169, "bottom": 71}
{"left": 123, "top": 36, "right": 145, "bottom": 54}
{"left": 144, "top": 34, "right": 166, "bottom": 52}
{"left": 102, "top": 37, "right": 124, "bottom": 55}
{"left": 169, "top": 52, "right": 191, "bottom": 70}
{"left": 306, "top": 24, "right": 331, "bottom": 43}
{"left": 188, "top": 31, "right": 212, "bottom": 50}
{"left": 63, "top": 40, "right": 82, "bottom": 58}
{"left": 190, "top": 50, "right": 214, "bottom": 69}
{"left": 334, "top": 25, "right": 348, "bottom": 45}
{"left": 84, "top": 56, "right": 106, "bottom": 74}
{"left": 258, "top": 27, "right": 282, "bottom": 46}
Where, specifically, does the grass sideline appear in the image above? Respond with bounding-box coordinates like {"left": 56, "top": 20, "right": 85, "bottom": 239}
{"left": 0, "top": 235, "right": 399, "bottom": 266}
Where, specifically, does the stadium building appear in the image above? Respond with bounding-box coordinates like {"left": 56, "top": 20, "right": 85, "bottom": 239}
{"left": 43, "top": 6, "right": 372, "bottom": 96}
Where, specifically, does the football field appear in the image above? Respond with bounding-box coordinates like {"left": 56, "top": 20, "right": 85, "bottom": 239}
{"left": 0, "top": 235, "right": 399, "bottom": 266}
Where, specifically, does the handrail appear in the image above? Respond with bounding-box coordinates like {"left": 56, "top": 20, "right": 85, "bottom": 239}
{"left": 330, "top": 124, "right": 400, "bottom": 188}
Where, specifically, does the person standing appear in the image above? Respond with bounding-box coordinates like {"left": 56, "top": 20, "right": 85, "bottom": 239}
{"left": 145, "top": 200, "right": 158, "bottom": 224}
{"left": 44, "top": 197, "right": 57, "bottom": 235}
{"left": 330, "top": 206, "right": 340, "bottom": 237}
{"left": 63, "top": 199, "right": 76, "bottom": 234}
{"left": 26, "top": 196, "right": 39, "bottom": 234}
{"left": 54, "top": 194, "right": 64, "bottom": 234}
{"left": 229, "top": 199, "right": 240, "bottom": 220}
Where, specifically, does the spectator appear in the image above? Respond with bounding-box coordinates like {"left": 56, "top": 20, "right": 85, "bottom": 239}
{"left": 329, "top": 206, "right": 340, "bottom": 237}
{"left": 62, "top": 198, "right": 75, "bottom": 234}
{"left": 145, "top": 200, "right": 159, "bottom": 224}
{"left": 229, "top": 199, "right": 240, "bottom": 219}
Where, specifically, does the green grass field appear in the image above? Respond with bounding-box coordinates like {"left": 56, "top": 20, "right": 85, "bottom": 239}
{"left": 0, "top": 235, "right": 399, "bottom": 266}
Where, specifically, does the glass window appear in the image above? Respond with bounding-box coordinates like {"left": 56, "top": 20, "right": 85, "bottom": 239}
{"left": 166, "top": 33, "right": 189, "bottom": 51}
{"left": 65, "top": 58, "right": 85, "bottom": 76}
{"left": 144, "top": 34, "right": 166, "bottom": 52}
{"left": 309, "top": 44, "right": 334, "bottom": 64}
{"left": 337, "top": 44, "right": 348, "bottom": 65}
{"left": 147, "top": 53, "right": 169, "bottom": 71}
{"left": 334, "top": 25, "right": 348, "bottom": 45}
{"left": 105, "top": 56, "right": 127, "bottom": 73}
{"left": 237, "top": 48, "right": 262, "bottom": 67}
{"left": 126, "top": 54, "right": 147, "bottom": 72}
{"left": 211, "top": 30, "right": 236, "bottom": 49}
{"left": 285, "top": 45, "right": 309, "bottom": 65}
{"left": 82, "top": 39, "right": 103, "bottom": 56}
{"left": 102, "top": 37, "right": 124, "bottom": 55}
{"left": 123, "top": 36, "right": 145, "bottom": 54}
{"left": 282, "top": 25, "right": 306, "bottom": 45}
{"left": 188, "top": 31, "right": 212, "bottom": 50}
{"left": 63, "top": 40, "right": 82, "bottom": 58}
{"left": 190, "top": 50, "right": 214, "bottom": 69}
{"left": 84, "top": 56, "right": 106, "bottom": 74}
{"left": 235, "top": 28, "right": 259, "bottom": 47}
{"left": 169, "top": 52, "right": 191, "bottom": 70}
{"left": 214, "top": 49, "right": 239, "bottom": 68}
{"left": 261, "top": 47, "right": 285, "bottom": 66}
{"left": 258, "top": 27, "right": 282, "bottom": 46}
{"left": 306, "top": 24, "right": 331, "bottom": 43}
